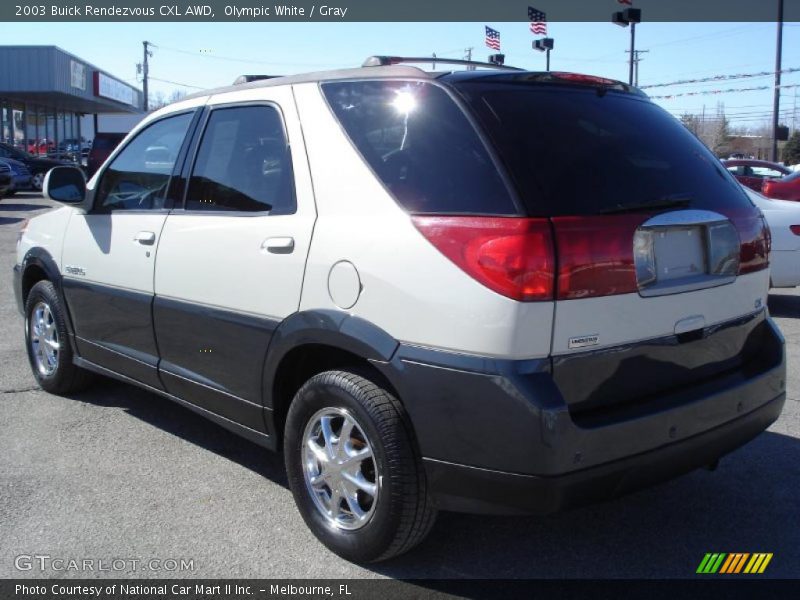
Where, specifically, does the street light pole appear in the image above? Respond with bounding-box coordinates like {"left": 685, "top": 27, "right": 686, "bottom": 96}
{"left": 613, "top": 7, "right": 642, "bottom": 86}
{"left": 533, "top": 38, "right": 554, "bottom": 71}
{"left": 772, "top": 0, "right": 784, "bottom": 162}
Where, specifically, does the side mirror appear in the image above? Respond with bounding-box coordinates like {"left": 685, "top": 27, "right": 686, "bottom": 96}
{"left": 43, "top": 166, "right": 86, "bottom": 204}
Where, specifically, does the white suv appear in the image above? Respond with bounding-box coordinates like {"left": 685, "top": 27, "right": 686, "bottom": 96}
{"left": 13, "top": 59, "right": 786, "bottom": 563}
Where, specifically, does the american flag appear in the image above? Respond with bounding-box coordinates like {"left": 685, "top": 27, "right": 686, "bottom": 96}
{"left": 528, "top": 7, "right": 547, "bottom": 36}
{"left": 485, "top": 26, "right": 501, "bottom": 50}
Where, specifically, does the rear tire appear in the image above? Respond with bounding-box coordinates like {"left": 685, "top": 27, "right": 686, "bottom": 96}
{"left": 24, "top": 280, "right": 93, "bottom": 395}
{"left": 284, "top": 370, "right": 436, "bottom": 563}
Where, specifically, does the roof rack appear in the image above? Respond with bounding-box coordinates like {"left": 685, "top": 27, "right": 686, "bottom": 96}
{"left": 362, "top": 56, "right": 524, "bottom": 72}
{"left": 233, "top": 75, "right": 280, "bottom": 85}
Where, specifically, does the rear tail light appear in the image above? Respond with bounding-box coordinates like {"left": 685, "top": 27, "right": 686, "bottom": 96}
{"left": 734, "top": 215, "right": 770, "bottom": 274}
{"left": 415, "top": 210, "right": 771, "bottom": 303}
{"left": 551, "top": 215, "right": 643, "bottom": 300}
{"left": 791, "top": 225, "right": 800, "bottom": 236}
{"left": 411, "top": 216, "right": 555, "bottom": 301}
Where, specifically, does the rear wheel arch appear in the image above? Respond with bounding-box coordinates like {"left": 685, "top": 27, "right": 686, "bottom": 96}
{"left": 263, "top": 311, "right": 402, "bottom": 443}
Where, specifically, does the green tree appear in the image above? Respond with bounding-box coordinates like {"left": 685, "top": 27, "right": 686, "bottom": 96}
{"left": 783, "top": 130, "right": 800, "bottom": 165}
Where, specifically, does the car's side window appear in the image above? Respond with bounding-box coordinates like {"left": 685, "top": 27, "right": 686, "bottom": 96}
{"left": 185, "top": 105, "right": 296, "bottom": 214}
{"left": 95, "top": 112, "right": 193, "bottom": 212}
{"left": 752, "top": 167, "right": 783, "bottom": 179}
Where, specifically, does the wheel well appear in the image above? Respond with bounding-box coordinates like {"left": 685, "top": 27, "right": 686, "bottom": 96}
{"left": 21, "top": 264, "right": 48, "bottom": 305}
{"left": 271, "top": 343, "right": 399, "bottom": 445}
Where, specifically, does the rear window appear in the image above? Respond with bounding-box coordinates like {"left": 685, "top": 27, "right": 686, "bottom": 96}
{"left": 454, "top": 82, "right": 754, "bottom": 216}
{"left": 322, "top": 80, "right": 518, "bottom": 215}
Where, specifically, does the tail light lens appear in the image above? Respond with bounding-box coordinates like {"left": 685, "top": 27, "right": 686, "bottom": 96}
{"left": 411, "top": 216, "right": 555, "bottom": 301}
{"left": 551, "top": 215, "right": 643, "bottom": 300}
{"left": 734, "top": 215, "right": 770, "bottom": 274}
{"left": 791, "top": 225, "right": 800, "bottom": 236}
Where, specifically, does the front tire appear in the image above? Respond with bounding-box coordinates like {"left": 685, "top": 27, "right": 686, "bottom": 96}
{"left": 24, "top": 280, "right": 93, "bottom": 394}
{"left": 284, "top": 370, "right": 436, "bottom": 563}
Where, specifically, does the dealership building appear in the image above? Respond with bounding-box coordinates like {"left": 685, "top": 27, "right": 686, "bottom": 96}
{"left": 0, "top": 46, "right": 143, "bottom": 155}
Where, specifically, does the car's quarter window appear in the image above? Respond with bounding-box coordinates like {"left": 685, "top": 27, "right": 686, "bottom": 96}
{"left": 321, "top": 80, "right": 519, "bottom": 216}
{"left": 185, "top": 105, "right": 296, "bottom": 214}
{"left": 95, "top": 112, "right": 193, "bottom": 211}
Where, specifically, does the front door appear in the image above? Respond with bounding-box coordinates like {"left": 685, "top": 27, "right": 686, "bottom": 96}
{"left": 60, "top": 111, "right": 196, "bottom": 388}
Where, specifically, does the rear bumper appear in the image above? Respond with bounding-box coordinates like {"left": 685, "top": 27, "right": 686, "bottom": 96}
{"left": 378, "top": 313, "right": 785, "bottom": 515}
{"left": 423, "top": 392, "right": 784, "bottom": 515}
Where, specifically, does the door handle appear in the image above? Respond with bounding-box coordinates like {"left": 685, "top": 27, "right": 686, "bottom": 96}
{"left": 261, "top": 237, "right": 295, "bottom": 254}
{"left": 134, "top": 231, "right": 157, "bottom": 245}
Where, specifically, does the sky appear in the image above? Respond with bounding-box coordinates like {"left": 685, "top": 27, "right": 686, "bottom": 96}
{"left": 3, "top": 21, "right": 800, "bottom": 131}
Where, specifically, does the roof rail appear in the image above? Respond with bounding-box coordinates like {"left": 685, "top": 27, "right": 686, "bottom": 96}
{"left": 362, "top": 56, "right": 524, "bottom": 72}
{"left": 233, "top": 75, "right": 280, "bottom": 85}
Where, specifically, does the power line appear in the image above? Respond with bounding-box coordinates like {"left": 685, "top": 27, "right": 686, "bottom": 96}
{"left": 148, "top": 76, "right": 205, "bottom": 90}
{"left": 644, "top": 24, "right": 757, "bottom": 50}
{"left": 649, "top": 82, "right": 800, "bottom": 100}
{"left": 642, "top": 67, "right": 800, "bottom": 90}
{"left": 155, "top": 44, "right": 341, "bottom": 68}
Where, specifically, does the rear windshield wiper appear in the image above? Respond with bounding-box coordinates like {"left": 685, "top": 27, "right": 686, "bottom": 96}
{"left": 597, "top": 196, "right": 692, "bottom": 215}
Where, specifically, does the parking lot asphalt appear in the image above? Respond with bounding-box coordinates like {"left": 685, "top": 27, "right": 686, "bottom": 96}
{"left": 1, "top": 193, "right": 799, "bottom": 581}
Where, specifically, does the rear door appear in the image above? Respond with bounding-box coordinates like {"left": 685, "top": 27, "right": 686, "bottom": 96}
{"left": 458, "top": 79, "right": 771, "bottom": 414}
{"left": 153, "top": 87, "right": 316, "bottom": 430}
{"left": 60, "top": 110, "right": 197, "bottom": 388}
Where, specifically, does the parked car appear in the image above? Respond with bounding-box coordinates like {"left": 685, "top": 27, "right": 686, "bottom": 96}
{"left": 762, "top": 169, "right": 800, "bottom": 202}
{"left": 27, "top": 138, "right": 54, "bottom": 156}
{"left": 0, "top": 142, "right": 65, "bottom": 191}
{"left": 86, "top": 132, "right": 127, "bottom": 178}
{"left": 14, "top": 60, "right": 785, "bottom": 563}
{"left": 0, "top": 161, "right": 11, "bottom": 198}
{"left": 723, "top": 159, "right": 792, "bottom": 192}
{"left": 0, "top": 157, "right": 33, "bottom": 195}
{"left": 745, "top": 186, "right": 800, "bottom": 287}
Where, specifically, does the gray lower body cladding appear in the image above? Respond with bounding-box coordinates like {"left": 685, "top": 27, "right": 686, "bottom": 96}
{"left": 376, "top": 312, "right": 785, "bottom": 515}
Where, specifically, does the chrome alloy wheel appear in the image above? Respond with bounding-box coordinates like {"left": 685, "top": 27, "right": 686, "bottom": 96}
{"left": 29, "top": 301, "right": 60, "bottom": 376}
{"left": 302, "top": 407, "right": 380, "bottom": 530}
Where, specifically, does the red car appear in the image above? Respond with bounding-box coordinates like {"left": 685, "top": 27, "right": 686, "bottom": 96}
{"left": 722, "top": 159, "right": 792, "bottom": 192}
{"left": 762, "top": 169, "right": 800, "bottom": 201}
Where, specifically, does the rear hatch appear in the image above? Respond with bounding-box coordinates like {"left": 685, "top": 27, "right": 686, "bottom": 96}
{"left": 454, "top": 74, "right": 773, "bottom": 418}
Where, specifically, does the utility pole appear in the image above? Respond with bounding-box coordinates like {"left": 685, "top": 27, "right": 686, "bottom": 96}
{"left": 464, "top": 47, "right": 475, "bottom": 70}
{"left": 772, "top": 0, "right": 784, "bottom": 161}
{"left": 142, "top": 41, "right": 153, "bottom": 111}
{"left": 625, "top": 49, "right": 649, "bottom": 87}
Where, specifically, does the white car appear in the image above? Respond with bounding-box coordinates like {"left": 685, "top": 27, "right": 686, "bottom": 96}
{"left": 13, "top": 57, "right": 786, "bottom": 563}
{"left": 745, "top": 187, "right": 800, "bottom": 288}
